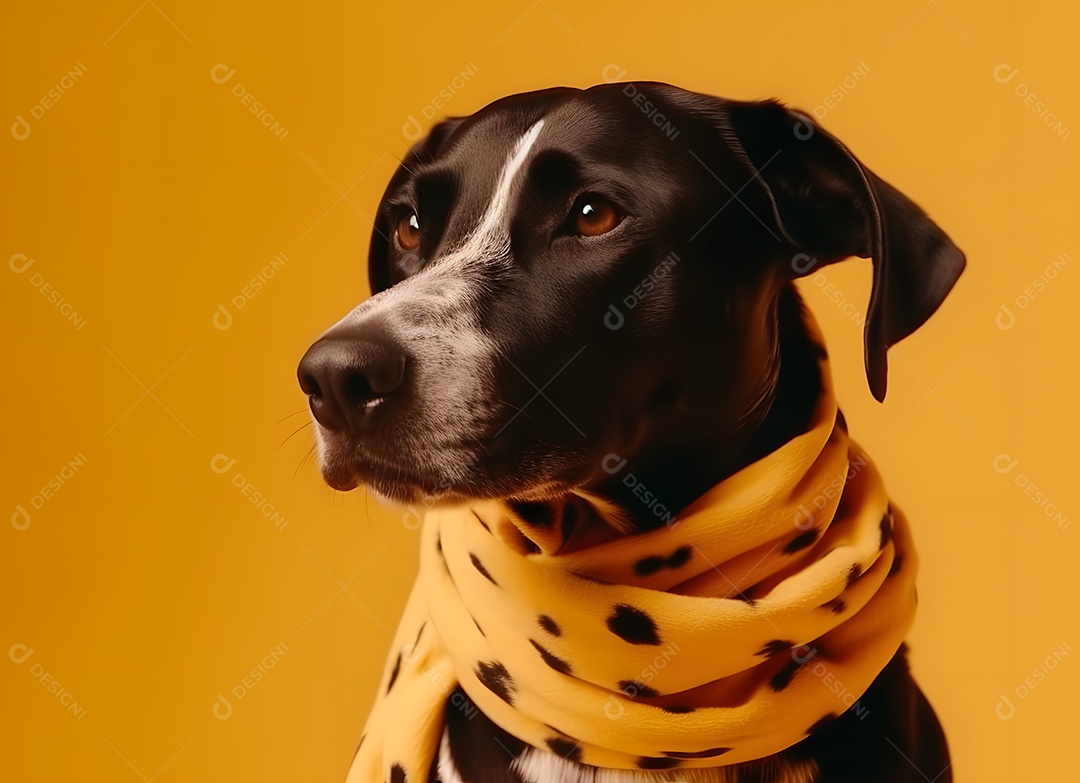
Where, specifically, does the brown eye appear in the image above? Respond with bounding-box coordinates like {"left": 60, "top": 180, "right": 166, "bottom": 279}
{"left": 396, "top": 212, "right": 421, "bottom": 250}
{"left": 574, "top": 197, "right": 620, "bottom": 237}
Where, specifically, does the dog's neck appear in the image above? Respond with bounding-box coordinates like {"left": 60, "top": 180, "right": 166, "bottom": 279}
{"left": 587, "top": 285, "right": 821, "bottom": 532}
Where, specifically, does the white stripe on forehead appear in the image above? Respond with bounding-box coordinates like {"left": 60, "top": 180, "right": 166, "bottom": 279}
{"left": 323, "top": 119, "right": 546, "bottom": 335}
{"left": 442, "top": 118, "right": 546, "bottom": 265}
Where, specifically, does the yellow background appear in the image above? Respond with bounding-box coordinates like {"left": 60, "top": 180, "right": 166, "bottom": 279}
{"left": 2, "top": 1, "right": 1077, "bottom": 780}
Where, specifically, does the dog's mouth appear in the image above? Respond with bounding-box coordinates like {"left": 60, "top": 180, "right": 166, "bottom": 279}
{"left": 313, "top": 419, "right": 595, "bottom": 506}
{"left": 321, "top": 458, "right": 587, "bottom": 507}
{"left": 316, "top": 442, "right": 469, "bottom": 500}
{"left": 324, "top": 466, "right": 583, "bottom": 508}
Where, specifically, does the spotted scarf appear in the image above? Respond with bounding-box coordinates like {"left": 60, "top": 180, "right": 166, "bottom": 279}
{"left": 347, "top": 313, "right": 918, "bottom": 782}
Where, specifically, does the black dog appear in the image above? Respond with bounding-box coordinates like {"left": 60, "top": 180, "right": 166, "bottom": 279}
{"left": 298, "top": 82, "right": 963, "bottom": 783}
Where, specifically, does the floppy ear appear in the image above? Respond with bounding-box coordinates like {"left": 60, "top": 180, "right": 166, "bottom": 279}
{"left": 722, "top": 100, "right": 965, "bottom": 401}
{"left": 367, "top": 118, "right": 465, "bottom": 295}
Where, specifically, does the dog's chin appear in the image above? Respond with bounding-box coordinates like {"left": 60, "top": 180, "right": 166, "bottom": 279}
{"left": 317, "top": 455, "right": 585, "bottom": 509}
{"left": 317, "top": 462, "right": 427, "bottom": 500}
{"left": 360, "top": 477, "right": 584, "bottom": 508}
{"left": 313, "top": 426, "right": 597, "bottom": 506}
{"left": 318, "top": 462, "right": 362, "bottom": 492}
{"left": 364, "top": 485, "right": 476, "bottom": 510}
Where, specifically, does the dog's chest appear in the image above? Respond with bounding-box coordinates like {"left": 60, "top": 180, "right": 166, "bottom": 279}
{"left": 436, "top": 727, "right": 819, "bottom": 783}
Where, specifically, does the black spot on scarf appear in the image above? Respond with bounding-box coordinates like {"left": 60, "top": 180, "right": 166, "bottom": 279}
{"left": 529, "top": 639, "right": 573, "bottom": 675}
{"left": 546, "top": 737, "right": 582, "bottom": 762}
{"left": 633, "top": 545, "right": 692, "bottom": 576}
{"left": 475, "top": 660, "right": 515, "bottom": 704}
{"left": 607, "top": 604, "right": 662, "bottom": 645}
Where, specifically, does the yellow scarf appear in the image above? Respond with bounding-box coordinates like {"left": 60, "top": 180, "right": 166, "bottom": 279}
{"left": 347, "top": 313, "right": 918, "bottom": 782}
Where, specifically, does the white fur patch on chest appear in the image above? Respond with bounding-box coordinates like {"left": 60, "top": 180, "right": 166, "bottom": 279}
{"left": 510, "top": 744, "right": 819, "bottom": 783}
{"left": 437, "top": 727, "right": 466, "bottom": 783}
{"left": 436, "top": 726, "right": 819, "bottom": 783}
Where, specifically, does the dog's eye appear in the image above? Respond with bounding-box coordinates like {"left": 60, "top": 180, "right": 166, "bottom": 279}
{"left": 396, "top": 212, "right": 422, "bottom": 251}
{"left": 573, "top": 197, "right": 621, "bottom": 237}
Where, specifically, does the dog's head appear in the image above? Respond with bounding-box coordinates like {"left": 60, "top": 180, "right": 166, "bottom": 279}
{"left": 297, "top": 82, "right": 964, "bottom": 504}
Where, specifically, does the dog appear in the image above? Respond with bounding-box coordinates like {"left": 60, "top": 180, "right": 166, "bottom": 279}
{"left": 297, "top": 82, "right": 963, "bottom": 783}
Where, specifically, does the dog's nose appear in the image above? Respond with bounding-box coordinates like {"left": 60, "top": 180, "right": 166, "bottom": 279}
{"left": 297, "top": 328, "right": 407, "bottom": 433}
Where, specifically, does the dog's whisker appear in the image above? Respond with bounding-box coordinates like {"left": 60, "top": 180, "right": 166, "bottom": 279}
{"left": 279, "top": 421, "right": 314, "bottom": 449}
{"left": 294, "top": 443, "right": 317, "bottom": 481}
{"left": 274, "top": 408, "right": 311, "bottom": 425}
{"left": 385, "top": 147, "right": 418, "bottom": 177}
{"left": 495, "top": 396, "right": 534, "bottom": 424}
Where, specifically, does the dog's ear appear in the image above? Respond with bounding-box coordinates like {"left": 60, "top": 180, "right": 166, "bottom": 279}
{"left": 723, "top": 100, "right": 965, "bottom": 401}
{"left": 368, "top": 118, "right": 465, "bottom": 295}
